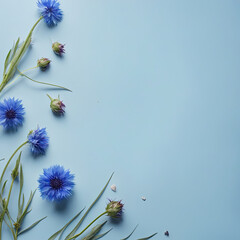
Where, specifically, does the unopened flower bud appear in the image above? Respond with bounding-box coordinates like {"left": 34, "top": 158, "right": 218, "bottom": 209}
{"left": 37, "top": 58, "right": 51, "bottom": 70}
{"left": 47, "top": 94, "right": 65, "bottom": 114}
{"left": 106, "top": 200, "right": 124, "bottom": 218}
{"left": 52, "top": 42, "right": 65, "bottom": 55}
{"left": 14, "top": 222, "right": 20, "bottom": 230}
{"left": 11, "top": 152, "right": 21, "bottom": 179}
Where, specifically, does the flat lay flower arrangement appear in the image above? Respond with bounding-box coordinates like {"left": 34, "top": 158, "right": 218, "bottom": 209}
{"left": 0, "top": 1, "right": 159, "bottom": 239}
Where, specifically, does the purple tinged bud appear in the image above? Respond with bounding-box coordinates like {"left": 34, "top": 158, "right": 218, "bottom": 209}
{"left": 47, "top": 94, "right": 65, "bottom": 115}
{"left": 106, "top": 200, "right": 124, "bottom": 218}
{"left": 52, "top": 42, "right": 65, "bottom": 55}
{"left": 37, "top": 58, "right": 51, "bottom": 70}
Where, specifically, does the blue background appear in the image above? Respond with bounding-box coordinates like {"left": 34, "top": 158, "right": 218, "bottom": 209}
{"left": 0, "top": 0, "right": 240, "bottom": 239}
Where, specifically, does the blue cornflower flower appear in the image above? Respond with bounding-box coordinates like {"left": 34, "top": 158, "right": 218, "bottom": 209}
{"left": 28, "top": 127, "right": 49, "bottom": 155}
{"left": 0, "top": 98, "right": 25, "bottom": 129}
{"left": 38, "top": 165, "right": 74, "bottom": 201}
{"left": 37, "top": 0, "right": 63, "bottom": 26}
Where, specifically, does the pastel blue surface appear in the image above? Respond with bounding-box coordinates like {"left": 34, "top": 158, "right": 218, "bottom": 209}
{"left": 0, "top": 0, "right": 240, "bottom": 239}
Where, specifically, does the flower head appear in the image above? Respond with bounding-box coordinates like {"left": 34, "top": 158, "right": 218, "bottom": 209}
{"left": 52, "top": 42, "right": 65, "bottom": 55}
{"left": 27, "top": 127, "right": 49, "bottom": 155}
{"left": 0, "top": 98, "right": 25, "bottom": 129}
{"left": 106, "top": 200, "right": 124, "bottom": 218}
{"left": 38, "top": 165, "right": 74, "bottom": 201}
{"left": 37, "top": 0, "right": 63, "bottom": 26}
{"left": 37, "top": 58, "right": 51, "bottom": 70}
{"left": 47, "top": 94, "right": 65, "bottom": 114}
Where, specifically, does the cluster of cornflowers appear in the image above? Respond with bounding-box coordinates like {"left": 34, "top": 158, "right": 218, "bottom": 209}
{"left": 0, "top": 127, "right": 124, "bottom": 239}
{"left": 0, "top": 0, "right": 127, "bottom": 239}
{"left": 0, "top": 125, "right": 124, "bottom": 239}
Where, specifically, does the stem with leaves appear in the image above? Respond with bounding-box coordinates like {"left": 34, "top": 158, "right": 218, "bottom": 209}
{"left": 0, "top": 153, "right": 21, "bottom": 240}
{"left": 0, "top": 179, "right": 14, "bottom": 238}
{"left": 0, "top": 16, "right": 43, "bottom": 94}
{"left": 4, "top": 66, "right": 38, "bottom": 90}
{"left": 0, "top": 141, "right": 28, "bottom": 187}
{"left": 67, "top": 212, "right": 108, "bottom": 240}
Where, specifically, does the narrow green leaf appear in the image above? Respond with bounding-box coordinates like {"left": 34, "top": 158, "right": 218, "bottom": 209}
{"left": 3, "top": 50, "right": 11, "bottom": 76}
{"left": 81, "top": 221, "right": 107, "bottom": 240}
{"left": 1, "top": 181, "right": 8, "bottom": 196}
{"left": 17, "top": 69, "right": 72, "bottom": 92}
{"left": 3, "top": 38, "right": 20, "bottom": 76}
{"left": 1, "top": 17, "right": 42, "bottom": 93}
{"left": 12, "top": 38, "right": 20, "bottom": 57}
{"left": 3, "top": 20, "right": 39, "bottom": 89}
{"left": 92, "top": 228, "right": 112, "bottom": 240}
{"left": 137, "top": 233, "right": 157, "bottom": 240}
{"left": 65, "top": 173, "right": 114, "bottom": 239}
{"left": 18, "top": 190, "right": 36, "bottom": 224}
{"left": 18, "top": 216, "right": 47, "bottom": 235}
{"left": 18, "top": 193, "right": 25, "bottom": 221}
{"left": 48, "top": 208, "right": 85, "bottom": 240}
{"left": 120, "top": 225, "right": 138, "bottom": 240}
{"left": 6, "top": 38, "right": 21, "bottom": 72}
{"left": 17, "top": 164, "right": 24, "bottom": 218}
{"left": 6, "top": 37, "right": 31, "bottom": 83}
{"left": 25, "top": 209, "right": 32, "bottom": 216}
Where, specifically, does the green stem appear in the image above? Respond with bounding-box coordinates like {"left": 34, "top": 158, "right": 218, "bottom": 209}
{"left": 0, "top": 179, "right": 15, "bottom": 240}
{"left": 0, "top": 141, "right": 28, "bottom": 186}
{"left": 47, "top": 94, "right": 53, "bottom": 101}
{"left": 14, "top": 229, "right": 18, "bottom": 240}
{"left": 6, "top": 212, "right": 14, "bottom": 230}
{"left": 68, "top": 212, "right": 107, "bottom": 240}
{"left": 4, "top": 66, "right": 38, "bottom": 90}
{"left": 17, "top": 69, "right": 72, "bottom": 92}
{"left": 29, "top": 16, "right": 43, "bottom": 35}
{"left": 0, "top": 83, "right": 4, "bottom": 93}
{"left": 5, "top": 180, "right": 14, "bottom": 212}
{"left": 3, "top": 218, "right": 15, "bottom": 239}
{"left": 21, "top": 66, "right": 38, "bottom": 72}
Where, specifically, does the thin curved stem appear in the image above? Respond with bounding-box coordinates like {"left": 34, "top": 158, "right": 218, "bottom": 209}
{"left": 5, "top": 66, "right": 38, "bottom": 89}
{"left": 0, "top": 141, "right": 28, "bottom": 185}
{"left": 17, "top": 69, "right": 72, "bottom": 92}
{"left": 4, "top": 218, "right": 15, "bottom": 238}
{"left": 67, "top": 211, "right": 107, "bottom": 240}
{"left": 65, "top": 173, "right": 114, "bottom": 239}
{"left": 6, "top": 212, "right": 14, "bottom": 231}
{"left": 5, "top": 180, "right": 14, "bottom": 212}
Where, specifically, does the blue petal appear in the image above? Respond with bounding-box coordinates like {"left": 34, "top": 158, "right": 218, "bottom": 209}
{"left": 37, "top": 0, "right": 63, "bottom": 26}
{"left": 38, "top": 165, "right": 74, "bottom": 202}
{"left": 28, "top": 127, "right": 49, "bottom": 155}
{"left": 0, "top": 98, "right": 25, "bottom": 129}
